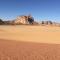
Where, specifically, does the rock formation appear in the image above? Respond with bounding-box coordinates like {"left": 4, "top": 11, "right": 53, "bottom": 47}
{"left": 14, "top": 15, "right": 34, "bottom": 24}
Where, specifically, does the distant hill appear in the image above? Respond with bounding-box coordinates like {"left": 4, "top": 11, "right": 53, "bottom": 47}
{"left": 0, "top": 15, "right": 60, "bottom": 26}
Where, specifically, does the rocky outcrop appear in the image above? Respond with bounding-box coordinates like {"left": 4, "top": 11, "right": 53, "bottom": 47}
{"left": 14, "top": 15, "right": 34, "bottom": 25}
{"left": 0, "top": 15, "right": 38, "bottom": 25}
{"left": 0, "top": 19, "right": 5, "bottom": 25}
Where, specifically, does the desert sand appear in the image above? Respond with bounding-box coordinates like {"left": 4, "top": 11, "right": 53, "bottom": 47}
{"left": 0, "top": 25, "right": 60, "bottom": 60}
{"left": 0, "top": 40, "right": 60, "bottom": 60}
{"left": 0, "top": 25, "right": 60, "bottom": 44}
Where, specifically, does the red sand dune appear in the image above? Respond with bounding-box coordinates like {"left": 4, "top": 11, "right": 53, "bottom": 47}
{"left": 0, "top": 39, "right": 60, "bottom": 60}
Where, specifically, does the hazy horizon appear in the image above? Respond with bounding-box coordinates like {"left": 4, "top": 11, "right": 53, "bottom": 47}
{"left": 0, "top": 0, "right": 60, "bottom": 22}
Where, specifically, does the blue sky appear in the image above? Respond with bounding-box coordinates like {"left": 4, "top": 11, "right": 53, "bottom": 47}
{"left": 0, "top": 0, "right": 60, "bottom": 22}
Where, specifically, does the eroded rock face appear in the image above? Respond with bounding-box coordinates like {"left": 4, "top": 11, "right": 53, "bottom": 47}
{"left": 14, "top": 15, "right": 34, "bottom": 24}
